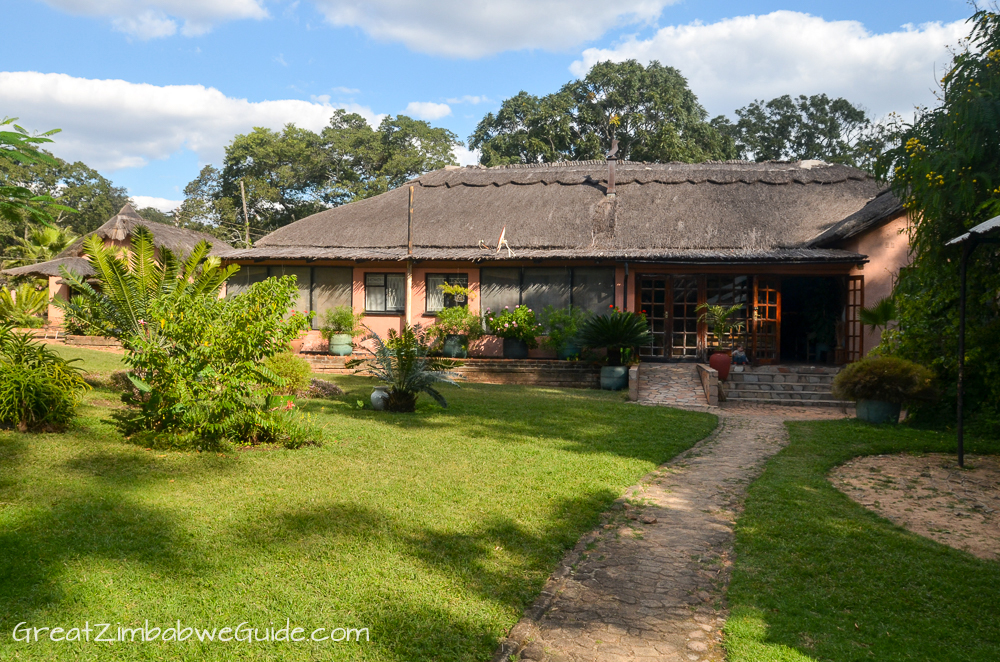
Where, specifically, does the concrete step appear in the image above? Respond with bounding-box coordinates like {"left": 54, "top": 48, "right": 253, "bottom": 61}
{"left": 728, "top": 372, "right": 835, "bottom": 385}
{"left": 727, "top": 382, "right": 835, "bottom": 394}
{"left": 726, "top": 390, "right": 839, "bottom": 402}
{"left": 722, "top": 396, "right": 850, "bottom": 408}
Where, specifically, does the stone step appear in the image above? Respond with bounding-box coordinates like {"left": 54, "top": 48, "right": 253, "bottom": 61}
{"left": 727, "top": 382, "right": 835, "bottom": 394}
{"left": 725, "top": 390, "right": 842, "bottom": 403}
{"left": 746, "top": 365, "right": 842, "bottom": 375}
{"left": 722, "top": 396, "right": 851, "bottom": 408}
{"left": 728, "top": 372, "right": 835, "bottom": 385}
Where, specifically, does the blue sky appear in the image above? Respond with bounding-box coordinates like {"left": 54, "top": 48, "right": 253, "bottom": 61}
{"left": 1, "top": 0, "right": 973, "bottom": 209}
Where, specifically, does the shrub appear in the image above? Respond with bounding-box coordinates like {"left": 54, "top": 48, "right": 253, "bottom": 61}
{"left": 428, "top": 305, "right": 484, "bottom": 347}
{"left": 832, "top": 356, "right": 938, "bottom": 405}
{"left": 349, "top": 324, "right": 459, "bottom": 412}
{"left": 307, "top": 378, "right": 344, "bottom": 398}
{"left": 0, "top": 283, "right": 47, "bottom": 328}
{"left": 0, "top": 324, "right": 88, "bottom": 432}
{"left": 539, "top": 306, "right": 590, "bottom": 353}
{"left": 62, "top": 294, "right": 108, "bottom": 336}
{"left": 484, "top": 305, "right": 542, "bottom": 347}
{"left": 263, "top": 351, "right": 312, "bottom": 396}
{"left": 578, "top": 309, "right": 651, "bottom": 366}
{"left": 321, "top": 305, "right": 365, "bottom": 339}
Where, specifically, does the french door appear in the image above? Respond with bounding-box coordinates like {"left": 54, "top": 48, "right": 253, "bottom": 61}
{"left": 636, "top": 274, "right": 700, "bottom": 360}
{"left": 751, "top": 276, "right": 781, "bottom": 365}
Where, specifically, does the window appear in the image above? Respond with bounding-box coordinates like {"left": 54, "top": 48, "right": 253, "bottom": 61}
{"left": 571, "top": 267, "right": 615, "bottom": 314}
{"left": 365, "top": 273, "right": 405, "bottom": 313}
{"left": 480, "top": 266, "right": 616, "bottom": 315}
{"left": 426, "top": 273, "right": 469, "bottom": 313}
{"left": 226, "top": 265, "right": 268, "bottom": 298}
{"left": 522, "top": 267, "right": 570, "bottom": 312}
{"left": 480, "top": 268, "right": 520, "bottom": 315}
{"left": 226, "top": 266, "right": 352, "bottom": 329}
{"left": 311, "top": 267, "right": 353, "bottom": 329}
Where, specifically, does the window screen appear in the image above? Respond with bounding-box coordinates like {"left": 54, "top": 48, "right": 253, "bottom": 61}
{"left": 365, "top": 273, "right": 406, "bottom": 312}
{"left": 226, "top": 265, "right": 268, "bottom": 298}
{"left": 426, "top": 273, "right": 469, "bottom": 313}
{"left": 480, "top": 268, "right": 520, "bottom": 315}
{"left": 311, "top": 267, "right": 353, "bottom": 329}
{"left": 268, "top": 266, "right": 311, "bottom": 317}
{"left": 571, "top": 267, "right": 615, "bottom": 314}
{"left": 522, "top": 267, "right": 571, "bottom": 312}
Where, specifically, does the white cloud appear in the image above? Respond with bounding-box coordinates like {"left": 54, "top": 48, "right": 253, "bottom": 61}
{"left": 132, "top": 195, "right": 183, "bottom": 212}
{"left": 311, "top": 0, "right": 680, "bottom": 57}
{"left": 331, "top": 86, "right": 360, "bottom": 94}
{"left": 452, "top": 145, "right": 480, "bottom": 167}
{"left": 0, "top": 71, "right": 381, "bottom": 171}
{"left": 446, "top": 95, "right": 491, "bottom": 105}
{"left": 38, "top": 0, "right": 268, "bottom": 38}
{"left": 571, "top": 12, "right": 966, "bottom": 118}
{"left": 403, "top": 101, "right": 452, "bottom": 121}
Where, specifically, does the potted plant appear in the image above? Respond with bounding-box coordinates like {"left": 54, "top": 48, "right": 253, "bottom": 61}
{"left": 696, "top": 303, "right": 745, "bottom": 380}
{"left": 484, "top": 305, "right": 542, "bottom": 359}
{"left": 832, "top": 356, "right": 937, "bottom": 424}
{"left": 540, "top": 305, "right": 590, "bottom": 360}
{"left": 578, "top": 309, "right": 651, "bottom": 390}
{"left": 263, "top": 351, "right": 312, "bottom": 409}
{"left": 428, "top": 284, "right": 484, "bottom": 358}
{"left": 321, "top": 305, "right": 365, "bottom": 356}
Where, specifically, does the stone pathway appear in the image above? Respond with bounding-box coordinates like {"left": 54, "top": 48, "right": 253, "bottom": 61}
{"left": 637, "top": 364, "right": 708, "bottom": 410}
{"left": 495, "top": 405, "right": 850, "bottom": 662}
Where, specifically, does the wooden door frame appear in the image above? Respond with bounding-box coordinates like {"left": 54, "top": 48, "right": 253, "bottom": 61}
{"left": 751, "top": 276, "right": 782, "bottom": 365}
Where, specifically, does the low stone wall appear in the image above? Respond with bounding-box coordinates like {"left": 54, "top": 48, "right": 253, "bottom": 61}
{"left": 696, "top": 364, "right": 719, "bottom": 406}
{"left": 301, "top": 353, "right": 601, "bottom": 389}
{"left": 65, "top": 335, "right": 122, "bottom": 349}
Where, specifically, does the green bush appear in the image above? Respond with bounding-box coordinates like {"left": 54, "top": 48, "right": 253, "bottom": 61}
{"left": 428, "top": 305, "right": 484, "bottom": 347}
{"left": 349, "top": 324, "right": 458, "bottom": 412}
{"left": 0, "top": 325, "right": 89, "bottom": 432}
{"left": 263, "top": 351, "right": 312, "bottom": 396}
{"left": 539, "top": 306, "right": 590, "bottom": 353}
{"left": 578, "top": 309, "right": 651, "bottom": 366}
{"left": 0, "top": 283, "right": 47, "bottom": 328}
{"left": 484, "top": 305, "right": 542, "bottom": 347}
{"left": 321, "top": 305, "right": 365, "bottom": 339}
{"left": 832, "top": 356, "right": 938, "bottom": 405}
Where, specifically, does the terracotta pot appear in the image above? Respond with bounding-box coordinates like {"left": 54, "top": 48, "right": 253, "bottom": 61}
{"left": 709, "top": 351, "right": 731, "bottom": 381}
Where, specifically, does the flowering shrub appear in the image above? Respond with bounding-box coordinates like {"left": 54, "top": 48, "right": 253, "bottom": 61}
{"left": 484, "top": 305, "right": 542, "bottom": 347}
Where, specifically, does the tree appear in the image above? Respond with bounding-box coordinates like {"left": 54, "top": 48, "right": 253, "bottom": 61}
{"left": 3, "top": 223, "right": 78, "bottom": 269}
{"left": 0, "top": 118, "right": 76, "bottom": 237}
{"left": 470, "top": 60, "right": 736, "bottom": 165}
{"left": 873, "top": 9, "right": 1000, "bottom": 434}
{"left": 712, "top": 94, "right": 886, "bottom": 169}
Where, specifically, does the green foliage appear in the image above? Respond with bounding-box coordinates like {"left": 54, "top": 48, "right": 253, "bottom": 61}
{"left": 832, "top": 356, "right": 937, "bottom": 405}
{"left": 0, "top": 283, "right": 47, "bottom": 328}
{"left": 0, "top": 117, "right": 78, "bottom": 230}
{"left": 470, "top": 60, "right": 735, "bottom": 165}
{"left": 116, "top": 275, "right": 315, "bottom": 449}
{"left": 696, "top": 303, "right": 745, "bottom": 350}
{"left": 578, "top": 309, "right": 651, "bottom": 366}
{"left": 872, "top": 10, "right": 1000, "bottom": 433}
{"left": 264, "top": 351, "right": 312, "bottom": 396}
{"left": 61, "top": 294, "right": 106, "bottom": 336}
{"left": 859, "top": 295, "right": 897, "bottom": 336}
{"left": 2, "top": 223, "right": 77, "bottom": 269}
{"left": 539, "top": 306, "right": 590, "bottom": 352}
{"left": 712, "top": 93, "right": 889, "bottom": 170}
{"left": 58, "top": 226, "right": 236, "bottom": 343}
{"left": 348, "top": 325, "right": 459, "bottom": 412}
{"left": 484, "top": 304, "right": 543, "bottom": 347}
{"left": 429, "top": 305, "right": 485, "bottom": 345}
{"left": 0, "top": 324, "right": 88, "bottom": 431}
{"left": 320, "top": 304, "right": 365, "bottom": 339}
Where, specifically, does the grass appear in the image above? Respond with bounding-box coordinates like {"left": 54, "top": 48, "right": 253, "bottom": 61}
{"left": 47, "top": 345, "right": 127, "bottom": 375}
{"left": 0, "top": 352, "right": 716, "bottom": 662}
{"left": 725, "top": 419, "right": 1000, "bottom": 662}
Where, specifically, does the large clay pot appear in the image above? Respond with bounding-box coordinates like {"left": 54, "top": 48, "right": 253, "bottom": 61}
{"left": 442, "top": 334, "right": 468, "bottom": 358}
{"left": 371, "top": 386, "right": 390, "bottom": 411}
{"left": 709, "top": 351, "right": 731, "bottom": 381}
{"left": 557, "top": 341, "right": 581, "bottom": 360}
{"left": 502, "top": 338, "right": 530, "bottom": 359}
{"left": 856, "top": 399, "right": 901, "bottom": 424}
{"left": 328, "top": 333, "right": 353, "bottom": 356}
{"left": 600, "top": 365, "right": 629, "bottom": 391}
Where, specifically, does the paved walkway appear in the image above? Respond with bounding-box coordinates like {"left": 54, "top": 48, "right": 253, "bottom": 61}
{"left": 495, "top": 406, "right": 850, "bottom": 662}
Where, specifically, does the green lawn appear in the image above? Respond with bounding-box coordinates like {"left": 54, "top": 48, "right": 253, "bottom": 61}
{"left": 725, "top": 419, "right": 1000, "bottom": 662}
{"left": 47, "top": 344, "right": 127, "bottom": 375}
{"left": 0, "top": 358, "right": 716, "bottom": 661}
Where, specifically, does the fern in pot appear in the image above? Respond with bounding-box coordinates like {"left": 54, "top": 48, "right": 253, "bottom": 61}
{"left": 578, "top": 309, "right": 650, "bottom": 390}
{"left": 321, "top": 305, "right": 365, "bottom": 356}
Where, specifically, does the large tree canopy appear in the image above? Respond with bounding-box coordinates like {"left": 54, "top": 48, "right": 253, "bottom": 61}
{"left": 712, "top": 93, "right": 883, "bottom": 169}
{"left": 470, "top": 60, "right": 736, "bottom": 165}
{"left": 873, "top": 9, "right": 1000, "bottom": 434}
{"left": 180, "top": 112, "right": 460, "bottom": 244}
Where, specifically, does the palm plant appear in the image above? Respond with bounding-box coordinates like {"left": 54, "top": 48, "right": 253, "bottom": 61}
{"left": 859, "top": 296, "right": 897, "bottom": 336}
{"left": 348, "top": 324, "right": 459, "bottom": 412}
{"left": 4, "top": 223, "right": 78, "bottom": 268}
{"left": 0, "top": 283, "right": 48, "bottom": 328}
{"left": 57, "top": 225, "right": 235, "bottom": 343}
{"left": 578, "top": 309, "right": 651, "bottom": 366}
{"left": 696, "top": 303, "right": 745, "bottom": 351}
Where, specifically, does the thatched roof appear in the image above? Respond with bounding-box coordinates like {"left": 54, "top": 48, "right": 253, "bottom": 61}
{"left": 57, "top": 204, "right": 233, "bottom": 259}
{"left": 807, "top": 189, "right": 905, "bottom": 247}
{"left": 1, "top": 257, "right": 95, "bottom": 279}
{"left": 226, "top": 160, "right": 884, "bottom": 263}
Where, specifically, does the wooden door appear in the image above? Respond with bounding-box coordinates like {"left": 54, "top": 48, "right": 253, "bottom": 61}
{"left": 845, "top": 275, "right": 864, "bottom": 363}
{"left": 752, "top": 276, "right": 781, "bottom": 365}
{"left": 671, "top": 276, "right": 700, "bottom": 360}
{"left": 637, "top": 275, "right": 669, "bottom": 358}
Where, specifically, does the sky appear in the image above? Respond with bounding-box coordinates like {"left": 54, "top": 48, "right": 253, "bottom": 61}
{"left": 1, "top": 0, "right": 974, "bottom": 211}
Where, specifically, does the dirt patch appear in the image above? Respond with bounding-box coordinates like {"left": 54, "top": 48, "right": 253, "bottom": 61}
{"left": 830, "top": 453, "right": 1000, "bottom": 561}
